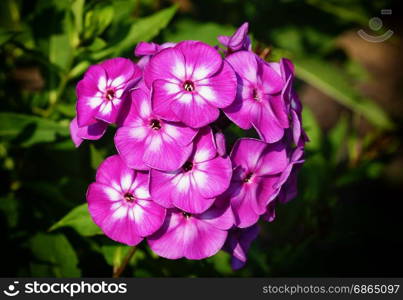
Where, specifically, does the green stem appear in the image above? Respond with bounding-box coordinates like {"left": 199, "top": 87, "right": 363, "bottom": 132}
{"left": 112, "top": 246, "right": 137, "bottom": 278}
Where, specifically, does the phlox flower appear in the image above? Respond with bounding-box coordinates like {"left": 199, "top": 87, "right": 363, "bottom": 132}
{"left": 87, "top": 155, "right": 166, "bottom": 246}
{"left": 144, "top": 41, "right": 237, "bottom": 128}
{"left": 76, "top": 57, "right": 141, "bottom": 127}
{"left": 115, "top": 85, "right": 198, "bottom": 171}
{"left": 148, "top": 200, "right": 234, "bottom": 260}
{"left": 150, "top": 127, "right": 232, "bottom": 214}
{"left": 222, "top": 138, "right": 288, "bottom": 228}
{"left": 223, "top": 51, "right": 287, "bottom": 143}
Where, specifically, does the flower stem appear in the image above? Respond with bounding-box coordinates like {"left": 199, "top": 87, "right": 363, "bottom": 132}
{"left": 112, "top": 246, "right": 137, "bottom": 278}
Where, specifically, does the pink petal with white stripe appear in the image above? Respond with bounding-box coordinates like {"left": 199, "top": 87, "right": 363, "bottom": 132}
{"left": 147, "top": 208, "right": 228, "bottom": 260}
{"left": 197, "top": 61, "right": 236, "bottom": 108}
{"left": 170, "top": 93, "right": 220, "bottom": 128}
{"left": 87, "top": 155, "right": 166, "bottom": 246}
{"left": 175, "top": 41, "right": 222, "bottom": 80}
{"left": 144, "top": 47, "right": 186, "bottom": 88}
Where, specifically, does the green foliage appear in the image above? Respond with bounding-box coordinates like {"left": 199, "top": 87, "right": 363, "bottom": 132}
{"left": 0, "top": 0, "right": 400, "bottom": 278}
{"left": 30, "top": 233, "right": 81, "bottom": 277}
{"left": 294, "top": 58, "right": 393, "bottom": 130}
{"left": 49, "top": 203, "right": 102, "bottom": 237}
{"left": 0, "top": 113, "right": 69, "bottom": 146}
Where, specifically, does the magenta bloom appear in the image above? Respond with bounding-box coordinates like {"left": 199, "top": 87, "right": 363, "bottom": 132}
{"left": 223, "top": 138, "right": 288, "bottom": 228}
{"left": 148, "top": 201, "right": 234, "bottom": 260}
{"left": 87, "top": 155, "right": 166, "bottom": 246}
{"left": 69, "top": 117, "right": 107, "bottom": 147}
{"left": 76, "top": 57, "right": 141, "bottom": 127}
{"left": 115, "top": 86, "right": 198, "bottom": 171}
{"left": 144, "top": 41, "right": 237, "bottom": 128}
{"left": 224, "top": 224, "right": 259, "bottom": 270}
{"left": 218, "top": 22, "right": 252, "bottom": 53}
{"left": 223, "top": 51, "right": 287, "bottom": 143}
{"left": 150, "top": 127, "right": 232, "bottom": 214}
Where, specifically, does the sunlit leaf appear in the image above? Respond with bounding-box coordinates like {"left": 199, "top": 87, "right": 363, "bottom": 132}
{"left": 112, "top": 5, "right": 177, "bottom": 56}
{"left": 49, "top": 203, "right": 102, "bottom": 236}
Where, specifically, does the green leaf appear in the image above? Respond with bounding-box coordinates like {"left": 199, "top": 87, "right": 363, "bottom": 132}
{"left": 0, "top": 113, "right": 69, "bottom": 146}
{"left": 49, "top": 203, "right": 103, "bottom": 236}
{"left": 164, "top": 19, "right": 234, "bottom": 46}
{"left": 0, "top": 195, "right": 19, "bottom": 228}
{"left": 328, "top": 113, "right": 349, "bottom": 163}
{"left": 84, "top": 4, "right": 114, "bottom": 40}
{"left": 112, "top": 5, "right": 177, "bottom": 56}
{"left": 294, "top": 58, "right": 393, "bottom": 130}
{"left": 69, "top": 60, "right": 91, "bottom": 78}
{"left": 206, "top": 251, "right": 232, "bottom": 275}
{"left": 0, "top": 28, "right": 15, "bottom": 45}
{"left": 30, "top": 233, "right": 81, "bottom": 277}
{"left": 49, "top": 33, "right": 72, "bottom": 70}
{"left": 90, "top": 144, "right": 104, "bottom": 169}
{"left": 306, "top": 0, "right": 369, "bottom": 26}
{"left": 301, "top": 106, "right": 321, "bottom": 151}
{"left": 71, "top": 0, "right": 85, "bottom": 34}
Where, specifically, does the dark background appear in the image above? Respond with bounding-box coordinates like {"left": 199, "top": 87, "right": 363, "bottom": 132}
{"left": 0, "top": 0, "right": 402, "bottom": 277}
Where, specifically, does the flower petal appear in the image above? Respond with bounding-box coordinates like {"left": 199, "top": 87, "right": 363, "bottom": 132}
{"left": 100, "top": 57, "right": 139, "bottom": 87}
{"left": 149, "top": 169, "right": 178, "bottom": 208}
{"left": 226, "top": 51, "right": 258, "bottom": 84}
{"left": 228, "top": 183, "right": 260, "bottom": 228}
{"left": 198, "top": 201, "right": 234, "bottom": 230}
{"left": 191, "top": 127, "right": 217, "bottom": 163}
{"left": 87, "top": 183, "right": 143, "bottom": 246}
{"left": 148, "top": 210, "right": 227, "bottom": 259}
{"left": 194, "top": 156, "right": 232, "bottom": 199}
{"left": 143, "top": 133, "right": 193, "bottom": 171}
{"left": 197, "top": 61, "right": 237, "bottom": 108}
{"left": 255, "top": 141, "right": 288, "bottom": 175}
{"left": 230, "top": 138, "right": 267, "bottom": 172}
{"left": 151, "top": 79, "right": 182, "bottom": 122}
{"left": 259, "top": 61, "right": 284, "bottom": 95}
{"left": 129, "top": 199, "right": 166, "bottom": 237}
{"left": 170, "top": 94, "right": 220, "bottom": 128}
{"left": 176, "top": 41, "right": 222, "bottom": 80}
{"left": 95, "top": 155, "right": 135, "bottom": 191}
{"left": 170, "top": 172, "right": 216, "bottom": 214}
{"left": 144, "top": 47, "right": 186, "bottom": 87}
{"left": 114, "top": 126, "right": 149, "bottom": 170}
{"left": 250, "top": 100, "right": 284, "bottom": 143}
{"left": 69, "top": 117, "right": 107, "bottom": 147}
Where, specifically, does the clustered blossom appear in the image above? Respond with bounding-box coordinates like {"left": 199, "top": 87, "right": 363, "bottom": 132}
{"left": 70, "top": 22, "right": 307, "bottom": 270}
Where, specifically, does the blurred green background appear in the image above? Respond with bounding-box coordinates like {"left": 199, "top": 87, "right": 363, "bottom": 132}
{"left": 1, "top": 0, "right": 402, "bottom": 277}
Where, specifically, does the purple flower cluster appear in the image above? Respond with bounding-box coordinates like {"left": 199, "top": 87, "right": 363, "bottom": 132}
{"left": 70, "top": 22, "right": 307, "bottom": 269}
